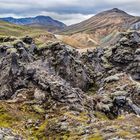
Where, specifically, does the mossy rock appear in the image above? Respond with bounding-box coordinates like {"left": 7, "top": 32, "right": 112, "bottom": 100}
{"left": 117, "top": 130, "right": 131, "bottom": 138}
{"left": 94, "top": 111, "right": 108, "bottom": 120}
{"left": 0, "top": 105, "right": 18, "bottom": 128}
{"left": 32, "top": 120, "right": 48, "bottom": 139}
{"left": 0, "top": 42, "right": 12, "bottom": 47}
{"left": 0, "top": 36, "right": 16, "bottom": 43}
{"left": 88, "top": 133, "right": 103, "bottom": 140}
{"left": 32, "top": 105, "right": 46, "bottom": 114}
{"left": 7, "top": 48, "right": 17, "bottom": 54}
{"left": 37, "top": 43, "right": 48, "bottom": 50}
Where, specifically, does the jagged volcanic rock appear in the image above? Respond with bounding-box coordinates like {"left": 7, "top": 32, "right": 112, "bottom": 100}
{"left": 1, "top": 31, "right": 140, "bottom": 119}
{"left": 1, "top": 31, "right": 140, "bottom": 139}
{"left": 0, "top": 37, "right": 95, "bottom": 113}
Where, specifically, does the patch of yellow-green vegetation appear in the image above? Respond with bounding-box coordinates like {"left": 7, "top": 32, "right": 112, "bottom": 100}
{"left": 37, "top": 41, "right": 60, "bottom": 51}
{"left": 33, "top": 109, "right": 90, "bottom": 139}
{"left": 88, "top": 133, "right": 103, "bottom": 140}
{"left": 32, "top": 105, "right": 46, "bottom": 114}
{"left": 35, "top": 39, "right": 44, "bottom": 46}
{"left": 13, "top": 39, "right": 31, "bottom": 50}
{"left": 102, "top": 63, "right": 113, "bottom": 69}
{"left": 19, "top": 104, "right": 44, "bottom": 120}
{"left": 117, "top": 115, "right": 125, "bottom": 120}
{"left": 7, "top": 48, "right": 17, "bottom": 54}
{"left": 37, "top": 116, "right": 70, "bottom": 139}
{"left": 117, "top": 130, "right": 131, "bottom": 138}
{"left": 30, "top": 120, "right": 48, "bottom": 140}
{"left": 94, "top": 111, "right": 108, "bottom": 120}
{"left": 0, "top": 104, "right": 18, "bottom": 128}
{"left": 0, "top": 36, "right": 28, "bottom": 48}
{"left": 0, "top": 21, "right": 49, "bottom": 37}
{"left": 0, "top": 102, "right": 47, "bottom": 139}
{"left": 0, "top": 42, "right": 13, "bottom": 47}
{"left": 64, "top": 112, "right": 88, "bottom": 122}
{"left": 37, "top": 43, "right": 48, "bottom": 50}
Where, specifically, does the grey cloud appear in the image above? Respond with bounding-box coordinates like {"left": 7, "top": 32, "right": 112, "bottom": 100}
{"left": 0, "top": 0, "right": 140, "bottom": 25}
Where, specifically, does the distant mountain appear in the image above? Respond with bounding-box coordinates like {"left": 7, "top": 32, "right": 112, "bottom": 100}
{"left": 0, "top": 16, "right": 66, "bottom": 32}
{"left": 61, "top": 8, "right": 140, "bottom": 46}
{"left": 62, "top": 8, "right": 140, "bottom": 34}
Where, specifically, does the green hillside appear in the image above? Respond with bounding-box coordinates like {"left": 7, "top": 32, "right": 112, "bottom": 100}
{"left": 0, "top": 20, "right": 49, "bottom": 37}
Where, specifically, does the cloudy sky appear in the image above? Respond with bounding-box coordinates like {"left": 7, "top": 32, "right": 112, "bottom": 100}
{"left": 0, "top": 0, "right": 140, "bottom": 25}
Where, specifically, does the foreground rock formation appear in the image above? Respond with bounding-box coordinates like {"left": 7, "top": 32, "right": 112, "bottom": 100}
{"left": 0, "top": 32, "right": 140, "bottom": 139}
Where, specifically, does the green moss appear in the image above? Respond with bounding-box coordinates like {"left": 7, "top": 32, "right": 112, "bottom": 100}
{"left": 0, "top": 42, "right": 12, "bottom": 46}
{"left": 88, "top": 134, "right": 103, "bottom": 140}
{"left": 117, "top": 131, "right": 131, "bottom": 138}
{"left": 32, "top": 105, "right": 46, "bottom": 114}
{"left": 94, "top": 111, "right": 108, "bottom": 120}
{"left": 117, "top": 115, "right": 125, "bottom": 120}
{"left": 7, "top": 48, "right": 17, "bottom": 54}
{"left": 0, "top": 102, "right": 48, "bottom": 139}
{"left": 19, "top": 104, "right": 43, "bottom": 120}
{"left": 64, "top": 112, "right": 88, "bottom": 122}
{"left": 0, "top": 21, "right": 49, "bottom": 37}
{"left": 37, "top": 43, "right": 47, "bottom": 50}
{"left": 32, "top": 120, "right": 48, "bottom": 140}
{"left": 0, "top": 105, "right": 18, "bottom": 127}
{"left": 12, "top": 39, "right": 23, "bottom": 46}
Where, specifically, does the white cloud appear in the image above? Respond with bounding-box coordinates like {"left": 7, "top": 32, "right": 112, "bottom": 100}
{"left": 40, "top": 11, "right": 93, "bottom": 25}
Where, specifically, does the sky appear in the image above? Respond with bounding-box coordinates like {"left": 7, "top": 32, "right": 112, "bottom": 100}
{"left": 0, "top": 0, "right": 140, "bottom": 25}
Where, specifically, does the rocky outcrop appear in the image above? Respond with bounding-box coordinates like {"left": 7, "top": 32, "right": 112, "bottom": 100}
{"left": 0, "top": 36, "right": 95, "bottom": 113}
{"left": 1, "top": 32, "right": 140, "bottom": 117}
{"left": 92, "top": 31, "right": 140, "bottom": 117}
{"left": 1, "top": 31, "right": 140, "bottom": 139}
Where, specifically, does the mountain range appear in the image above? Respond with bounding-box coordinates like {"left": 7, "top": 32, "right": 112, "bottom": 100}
{"left": 60, "top": 8, "right": 140, "bottom": 47}
{"left": 1, "top": 8, "right": 140, "bottom": 47}
{"left": 62, "top": 8, "right": 140, "bottom": 34}
{"left": 0, "top": 16, "right": 66, "bottom": 32}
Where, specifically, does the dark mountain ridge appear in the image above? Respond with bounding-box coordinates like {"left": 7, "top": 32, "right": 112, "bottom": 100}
{"left": 0, "top": 15, "right": 66, "bottom": 31}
